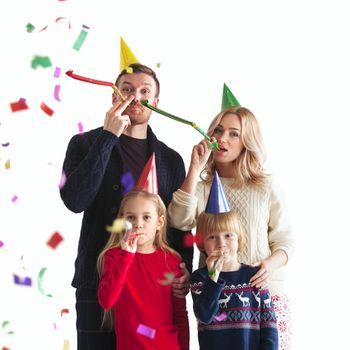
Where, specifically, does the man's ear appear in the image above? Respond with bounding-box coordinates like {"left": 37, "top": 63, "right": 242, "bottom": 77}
{"left": 152, "top": 97, "right": 159, "bottom": 108}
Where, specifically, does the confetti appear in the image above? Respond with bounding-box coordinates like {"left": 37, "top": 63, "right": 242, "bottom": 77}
{"left": 77, "top": 122, "right": 84, "bottom": 133}
{"left": 156, "top": 62, "right": 161, "bottom": 68}
{"left": 11, "top": 195, "right": 18, "bottom": 203}
{"left": 1, "top": 142, "right": 10, "bottom": 147}
{"left": 0, "top": 240, "right": 4, "bottom": 248}
{"left": 214, "top": 312, "right": 227, "bottom": 322}
{"left": 58, "top": 171, "right": 66, "bottom": 189}
{"left": 47, "top": 231, "right": 64, "bottom": 249}
{"left": 72, "top": 25, "right": 89, "bottom": 51}
{"left": 158, "top": 272, "right": 175, "bottom": 286}
{"left": 121, "top": 171, "right": 135, "bottom": 194}
{"left": 31, "top": 56, "right": 52, "bottom": 69}
{"left": 136, "top": 324, "right": 156, "bottom": 339}
{"left": 60, "top": 308, "right": 69, "bottom": 317}
{"left": 1, "top": 321, "right": 14, "bottom": 335}
{"left": 106, "top": 218, "right": 126, "bottom": 234}
{"left": 40, "top": 102, "right": 54, "bottom": 116}
{"left": 26, "top": 23, "right": 35, "bottom": 32}
{"left": 54, "top": 66, "right": 61, "bottom": 78}
{"left": 63, "top": 339, "right": 70, "bottom": 350}
{"left": 184, "top": 233, "right": 202, "bottom": 247}
{"left": 37, "top": 267, "right": 53, "bottom": 297}
{"left": 10, "top": 98, "right": 28, "bottom": 112}
{"left": 54, "top": 85, "right": 61, "bottom": 101}
{"left": 13, "top": 274, "right": 32, "bottom": 286}
{"left": 55, "top": 17, "right": 71, "bottom": 29}
{"left": 5, "top": 159, "right": 10, "bottom": 170}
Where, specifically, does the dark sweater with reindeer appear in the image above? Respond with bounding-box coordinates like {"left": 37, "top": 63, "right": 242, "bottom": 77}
{"left": 190, "top": 264, "right": 278, "bottom": 350}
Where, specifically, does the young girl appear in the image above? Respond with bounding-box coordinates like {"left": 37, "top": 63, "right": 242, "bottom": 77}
{"left": 190, "top": 208, "right": 278, "bottom": 350}
{"left": 97, "top": 190, "right": 189, "bottom": 350}
{"left": 168, "top": 106, "right": 294, "bottom": 349}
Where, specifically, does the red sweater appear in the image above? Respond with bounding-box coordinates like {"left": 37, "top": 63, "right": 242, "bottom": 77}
{"left": 98, "top": 247, "right": 189, "bottom": 350}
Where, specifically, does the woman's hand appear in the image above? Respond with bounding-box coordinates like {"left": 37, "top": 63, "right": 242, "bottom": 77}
{"left": 249, "top": 260, "right": 270, "bottom": 289}
{"left": 189, "top": 139, "right": 213, "bottom": 173}
{"left": 103, "top": 95, "right": 134, "bottom": 137}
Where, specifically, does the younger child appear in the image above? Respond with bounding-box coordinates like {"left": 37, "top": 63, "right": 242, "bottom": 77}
{"left": 190, "top": 172, "right": 278, "bottom": 350}
{"left": 97, "top": 189, "right": 189, "bottom": 350}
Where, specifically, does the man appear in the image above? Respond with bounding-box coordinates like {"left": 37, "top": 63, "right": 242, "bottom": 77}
{"left": 60, "top": 63, "right": 193, "bottom": 349}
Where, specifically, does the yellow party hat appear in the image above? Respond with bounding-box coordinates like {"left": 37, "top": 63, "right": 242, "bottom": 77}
{"left": 120, "top": 37, "right": 140, "bottom": 72}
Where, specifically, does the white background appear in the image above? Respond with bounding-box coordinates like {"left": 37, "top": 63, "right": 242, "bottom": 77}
{"left": 1, "top": 0, "right": 349, "bottom": 349}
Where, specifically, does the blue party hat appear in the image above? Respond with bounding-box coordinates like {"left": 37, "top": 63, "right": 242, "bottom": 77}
{"left": 205, "top": 171, "right": 231, "bottom": 214}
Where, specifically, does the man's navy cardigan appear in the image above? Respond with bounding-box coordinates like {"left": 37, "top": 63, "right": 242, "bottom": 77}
{"left": 60, "top": 126, "right": 193, "bottom": 289}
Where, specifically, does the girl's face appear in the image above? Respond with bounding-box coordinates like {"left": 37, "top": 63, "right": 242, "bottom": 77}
{"left": 122, "top": 196, "right": 164, "bottom": 253}
{"left": 203, "top": 231, "right": 239, "bottom": 260}
{"left": 212, "top": 113, "right": 244, "bottom": 164}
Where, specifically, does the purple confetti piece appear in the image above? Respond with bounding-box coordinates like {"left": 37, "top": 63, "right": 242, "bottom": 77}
{"left": 136, "top": 324, "right": 156, "bottom": 339}
{"left": 214, "top": 312, "right": 227, "bottom": 322}
{"left": 58, "top": 171, "right": 66, "bottom": 189}
{"left": 11, "top": 195, "right": 18, "bottom": 202}
{"left": 1, "top": 142, "right": 10, "bottom": 147}
{"left": 0, "top": 240, "right": 4, "bottom": 248}
{"left": 13, "top": 274, "right": 32, "bottom": 286}
{"left": 54, "top": 85, "right": 61, "bottom": 101}
{"left": 77, "top": 121, "right": 84, "bottom": 133}
{"left": 121, "top": 171, "right": 135, "bottom": 195}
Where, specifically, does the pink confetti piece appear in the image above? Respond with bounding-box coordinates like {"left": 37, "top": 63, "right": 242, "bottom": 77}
{"left": 214, "top": 312, "right": 227, "bottom": 322}
{"left": 40, "top": 102, "right": 54, "bottom": 116}
{"left": 58, "top": 171, "right": 66, "bottom": 189}
{"left": 54, "top": 85, "right": 61, "bottom": 101}
{"left": 11, "top": 195, "right": 18, "bottom": 203}
{"left": 54, "top": 66, "right": 61, "bottom": 78}
{"left": 77, "top": 121, "right": 84, "bottom": 133}
{"left": 13, "top": 274, "right": 32, "bottom": 286}
{"left": 184, "top": 233, "right": 202, "bottom": 247}
{"left": 0, "top": 240, "right": 4, "bottom": 248}
{"left": 136, "top": 324, "right": 156, "bottom": 339}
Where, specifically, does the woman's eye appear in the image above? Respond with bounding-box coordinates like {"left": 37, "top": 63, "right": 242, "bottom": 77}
{"left": 213, "top": 127, "right": 223, "bottom": 135}
{"left": 230, "top": 132, "right": 239, "bottom": 138}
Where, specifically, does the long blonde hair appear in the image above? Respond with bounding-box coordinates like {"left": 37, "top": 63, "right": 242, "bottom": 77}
{"left": 97, "top": 190, "right": 179, "bottom": 328}
{"left": 202, "top": 106, "right": 268, "bottom": 188}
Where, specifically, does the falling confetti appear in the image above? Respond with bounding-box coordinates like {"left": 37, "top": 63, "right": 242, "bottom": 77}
{"left": 72, "top": 25, "right": 90, "bottom": 51}
{"left": 58, "top": 171, "right": 66, "bottom": 189}
{"left": 136, "top": 324, "right": 156, "bottom": 339}
{"left": 77, "top": 121, "right": 84, "bottom": 133}
{"left": 158, "top": 272, "right": 175, "bottom": 286}
{"left": 37, "top": 267, "right": 53, "bottom": 297}
{"left": 1, "top": 321, "right": 14, "bottom": 334}
{"left": 214, "top": 312, "right": 227, "bottom": 322}
{"left": 54, "top": 85, "right": 61, "bottom": 101}
{"left": 13, "top": 274, "right": 32, "bottom": 286}
{"left": 26, "top": 23, "right": 35, "bottom": 32}
{"left": 54, "top": 66, "right": 61, "bottom": 78}
{"left": 47, "top": 231, "right": 64, "bottom": 249}
{"left": 121, "top": 171, "right": 135, "bottom": 194}
{"left": 40, "top": 102, "right": 54, "bottom": 116}
{"left": 1, "top": 142, "right": 10, "bottom": 147}
{"left": 60, "top": 308, "right": 69, "bottom": 317}
{"left": 10, "top": 98, "right": 28, "bottom": 112}
{"left": 5, "top": 159, "right": 10, "bottom": 170}
{"left": 11, "top": 195, "right": 18, "bottom": 203}
{"left": 31, "top": 56, "right": 52, "bottom": 69}
{"left": 184, "top": 233, "right": 202, "bottom": 247}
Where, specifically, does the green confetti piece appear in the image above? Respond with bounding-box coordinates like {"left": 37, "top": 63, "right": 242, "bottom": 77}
{"left": 31, "top": 56, "right": 52, "bottom": 69}
{"left": 37, "top": 267, "right": 53, "bottom": 297}
{"left": 26, "top": 23, "right": 35, "bottom": 33}
{"left": 73, "top": 29, "right": 88, "bottom": 51}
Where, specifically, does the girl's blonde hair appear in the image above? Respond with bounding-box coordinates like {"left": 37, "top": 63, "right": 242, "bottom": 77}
{"left": 97, "top": 190, "right": 179, "bottom": 328}
{"left": 195, "top": 210, "right": 246, "bottom": 255}
{"left": 202, "top": 106, "right": 268, "bottom": 188}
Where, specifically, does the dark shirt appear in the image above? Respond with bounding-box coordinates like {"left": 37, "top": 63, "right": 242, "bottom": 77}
{"left": 60, "top": 126, "right": 193, "bottom": 288}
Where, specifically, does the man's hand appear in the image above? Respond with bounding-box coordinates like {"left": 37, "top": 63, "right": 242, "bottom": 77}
{"left": 172, "top": 262, "right": 190, "bottom": 298}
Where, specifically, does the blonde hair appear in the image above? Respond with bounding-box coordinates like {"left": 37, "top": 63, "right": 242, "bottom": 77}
{"left": 195, "top": 210, "right": 246, "bottom": 255}
{"left": 202, "top": 106, "right": 268, "bottom": 188}
{"left": 97, "top": 190, "right": 179, "bottom": 328}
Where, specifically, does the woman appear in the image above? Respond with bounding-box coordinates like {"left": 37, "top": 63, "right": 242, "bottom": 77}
{"left": 168, "top": 106, "right": 295, "bottom": 350}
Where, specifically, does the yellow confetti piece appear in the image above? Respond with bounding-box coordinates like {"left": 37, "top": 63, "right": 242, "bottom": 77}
{"left": 63, "top": 339, "right": 70, "bottom": 350}
{"left": 105, "top": 218, "right": 126, "bottom": 233}
{"left": 156, "top": 62, "right": 161, "bottom": 68}
{"left": 5, "top": 159, "right": 10, "bottom": 169}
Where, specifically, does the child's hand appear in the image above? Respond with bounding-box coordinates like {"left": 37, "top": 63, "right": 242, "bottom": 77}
{"left": 206, "top": 250, "right": 226, "bottom": 282}
{"left": 120, "top": 232, "right": 141, "bottom": 253}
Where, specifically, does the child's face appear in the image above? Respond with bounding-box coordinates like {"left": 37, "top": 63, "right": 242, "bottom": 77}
{"left": 203, "top": 231, "right": 239, "bottom": 259}
{"left": 122, "top": 196, "right": 164, "bottom": 251}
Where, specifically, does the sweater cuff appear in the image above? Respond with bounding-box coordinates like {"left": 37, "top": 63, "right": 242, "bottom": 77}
{"left": 172, "top": 189, "right": 198, "bottom": 207}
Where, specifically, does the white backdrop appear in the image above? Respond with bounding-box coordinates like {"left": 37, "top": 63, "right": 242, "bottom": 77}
{"left": 1, "top": 0, "right": 349, "bottom": 349}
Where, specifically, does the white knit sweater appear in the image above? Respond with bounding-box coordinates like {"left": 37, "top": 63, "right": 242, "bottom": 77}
{"left": 168, "top": 176, "right": 295, "bottom": 295}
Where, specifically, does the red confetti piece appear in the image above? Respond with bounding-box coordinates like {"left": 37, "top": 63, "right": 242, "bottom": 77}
{"left": 55, "top": 17, "right": 71, "bottom": 29}
{"left": 10, "top": 98, "right": 28, "bottom": 112}
{"left": 54, "top": 85, "right": 61, "bottom": 101}
{"left": 40, "top": 102, "right": 54, "bottom": 116}
{"left": 136, "top": 324, "right": 156, "bottom": 339}
{"left": 184, "top": 233, "right": 202, "bottom": 247}
{"left": 61, "top": 308, "right": 69, "bottom": 317}
{"left": 2, "top": 347, "right": 11, "bottom": 350}
{"left": 47, "top": 231, "right": 63, "bottom": 249}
